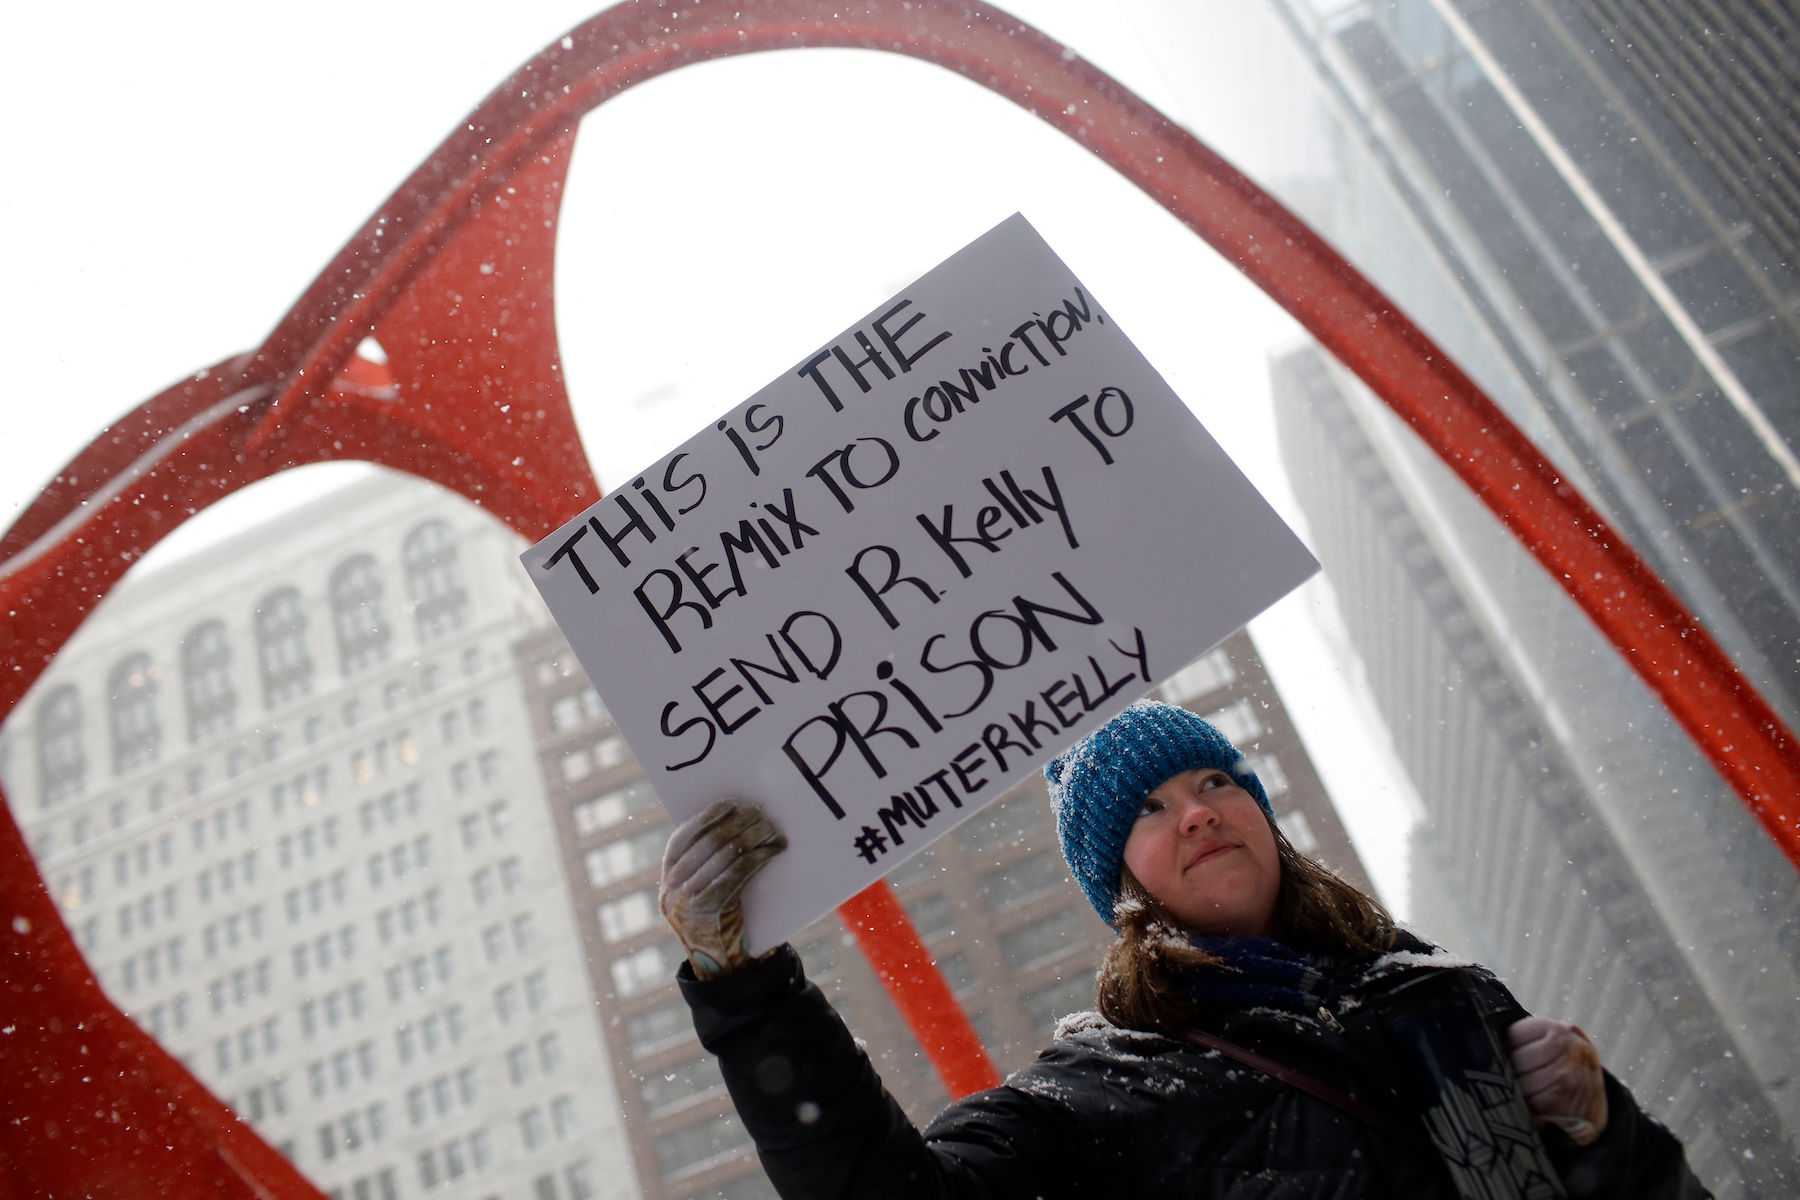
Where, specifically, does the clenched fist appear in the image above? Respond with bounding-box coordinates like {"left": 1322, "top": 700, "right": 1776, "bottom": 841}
{"left": 1507, "top": 1016, "right": 1608, "bottom": 1146}
{"left": 660, "top": 799, "right": 788, "bottom": 979}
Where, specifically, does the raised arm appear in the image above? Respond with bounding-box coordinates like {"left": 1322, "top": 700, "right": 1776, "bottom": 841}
{"left": 662, "top": 800, "right": 1076, "bottom": 1200}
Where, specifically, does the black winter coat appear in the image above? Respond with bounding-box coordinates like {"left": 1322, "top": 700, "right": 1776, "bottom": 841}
{"left": 680, "top": 940, "right": 1709, "bottom": 1199}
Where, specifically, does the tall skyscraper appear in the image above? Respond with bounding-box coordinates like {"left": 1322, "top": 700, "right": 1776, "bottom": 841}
{"left": 512, "top": 618, "right": 1369, "bottom": 1200}
{"left": 1128, "top": 0, "right": 1800, "bottom": 731}
{"left": 1551, "top": 3, "right": 1800, "bottom": 281}
{"left": 1096, "top": 2, "right": 1800, "bottom": 1194}
{"left": 1273, "top": 342, "right": 1798, "bottom": 1195}
{"left": 0, "top": 474, "right": 638, "bottom": 1200}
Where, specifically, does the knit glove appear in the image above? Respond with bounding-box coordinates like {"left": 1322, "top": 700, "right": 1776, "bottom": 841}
{"left": 659, "top": 798, "right": 788, "bottom": 980}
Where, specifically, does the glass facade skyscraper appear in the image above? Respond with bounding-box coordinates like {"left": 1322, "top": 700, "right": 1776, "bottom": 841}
{"left": 1131, "top": 0, "right": 1800, "bottom": 728}
{"left": 1113, "top": 2, "right": 1800, "bottom": 1194}
{"left": 1274, "top": 342, "right": 1798, "bottom": 1195}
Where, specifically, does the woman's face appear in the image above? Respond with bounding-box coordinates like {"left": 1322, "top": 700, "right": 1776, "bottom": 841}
{"left": 1121, "top": 768, "right": 1281, "bottom": 938}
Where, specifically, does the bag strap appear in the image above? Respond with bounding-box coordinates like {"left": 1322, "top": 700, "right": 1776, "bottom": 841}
{"left": 1181, "top": 1028, "right": 1432, "bottom": 1151}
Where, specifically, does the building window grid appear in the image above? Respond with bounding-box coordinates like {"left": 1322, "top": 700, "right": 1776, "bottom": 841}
{"left": 519, "top": 1106, "right": 547, "bottom": 1150}
{"left": 506, "top": 1043, "right": 531, "bottom": 1085}
{"left": 254, "top": 587, "right": 313, "bottom": 708}
{"left": 1161, "top": 647, "right": 1238, "bottom": 703}
{"left": 36, "top": 684, "right": 85, "bottom": 808}
{"left": 180, "top": 619, "right": 237, "bottom": 743}
{"left": 1246, "top": 752, "right": 1291, "bottom": 797}
{"left": 596, "top": 888, "right": 659, "bottom": 943}
{"left": 1381, "top": 9, "right": 1795, "bottom": 590}
{"left": 402, "top": 520, "right": 469, "bottom": 643}
{"left": 583, "top": 827, "right": 669, "bottom": 888}
{"left": 609, "top": 940, "right": 681, "bottom": 999}
{"left": 108, "top": 652, "right": 162, "bottom": 775}
{"left": 537, "top": 1030, "right": 562, "bottom": 1072}
{"left": 1203, "top": 697, "right": 1264, "bottom": 747}
{"left": 1278, "top": 808, "right": 1320, "bottom": 855}
{"left": 572, "top": 780, "right": 657, "bottom": 836}
{"left": 549, "top": 1094, "right": 576, "bottom": 1138}
{"left": 330, "top": 555, "right": 392, "bottom": 678}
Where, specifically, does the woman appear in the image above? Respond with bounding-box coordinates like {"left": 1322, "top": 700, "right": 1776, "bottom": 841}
{"left": 659, "top": 700, "right": 1708, "bottom": 1197}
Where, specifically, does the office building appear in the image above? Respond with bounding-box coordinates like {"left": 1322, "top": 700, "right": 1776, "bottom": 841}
{"left": 1146, "top": 0, "right": 1800, "bottom": 733}
{"left": 0, "top": 473, "right": 638, "bottom": 1200}
{"left": 1102, "top": 3, "right": 1800, "bottom": 1191}
{"left": 1273, "top": 340, "right": 1799, "bottom": 1195}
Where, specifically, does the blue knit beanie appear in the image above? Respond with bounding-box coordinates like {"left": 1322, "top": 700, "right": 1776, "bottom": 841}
{"left": 1044, "top": 699, "right": 1272, "bottom": 925}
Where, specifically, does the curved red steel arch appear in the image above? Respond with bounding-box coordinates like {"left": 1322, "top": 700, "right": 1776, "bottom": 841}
{"left": 2, "top": 1, "right": 1796, "bottom": 1194}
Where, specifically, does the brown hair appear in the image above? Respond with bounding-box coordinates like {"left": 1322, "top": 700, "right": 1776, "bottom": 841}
{"left": 1094, "top": 824, "right": 1396, "bottom": 1034}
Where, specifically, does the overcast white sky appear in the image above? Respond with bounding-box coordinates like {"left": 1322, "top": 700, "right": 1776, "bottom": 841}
{"left": 0, "top": 1, "right": 1422, "bottom": 911}
{"left": 0, "top": 1, "right": 1261, "bottom": 514}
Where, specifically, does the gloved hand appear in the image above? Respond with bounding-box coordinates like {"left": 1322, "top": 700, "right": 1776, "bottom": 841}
{"left": 659, "top": 798, "right": 788, "bottom": 979}
{"left": 1507, "top": 1016, "right": 1609, "bottom": 1145}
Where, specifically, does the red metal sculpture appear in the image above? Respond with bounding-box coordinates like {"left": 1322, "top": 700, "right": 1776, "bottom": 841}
{"left": 2, "top": 1, "right": 1795, "bottom": 1194}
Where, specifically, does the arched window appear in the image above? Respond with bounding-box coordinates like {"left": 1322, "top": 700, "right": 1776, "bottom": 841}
{"left": 331, "top": 555, "right": 390, "bottom": 677}
{"left": 402, "top": 519, "right": 468, "bottom": 642}
{"left": 181, "top": 619, "right": 236, "bottom": 743}
{"left": 36, "top": 684, "right": 85, "bottom": 808}
{"left": 108, "top": 653, "right": 161, "bottom": 775}
{"left": 255, "top": 586, "right": 312, "bottom": 708}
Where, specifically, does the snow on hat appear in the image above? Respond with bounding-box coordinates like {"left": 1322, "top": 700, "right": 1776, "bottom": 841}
{"left": 1044, "top": 699, "right": 1272, "bottom": 925}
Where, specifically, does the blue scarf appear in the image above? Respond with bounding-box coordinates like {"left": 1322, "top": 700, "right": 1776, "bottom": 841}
{"left": 1186, "top": 936, "right": 1340, "bottom": 1017}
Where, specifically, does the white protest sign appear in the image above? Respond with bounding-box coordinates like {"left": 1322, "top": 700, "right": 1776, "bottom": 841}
{"left": 524, "top": 214, "right": 1317, "bottom": 952}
